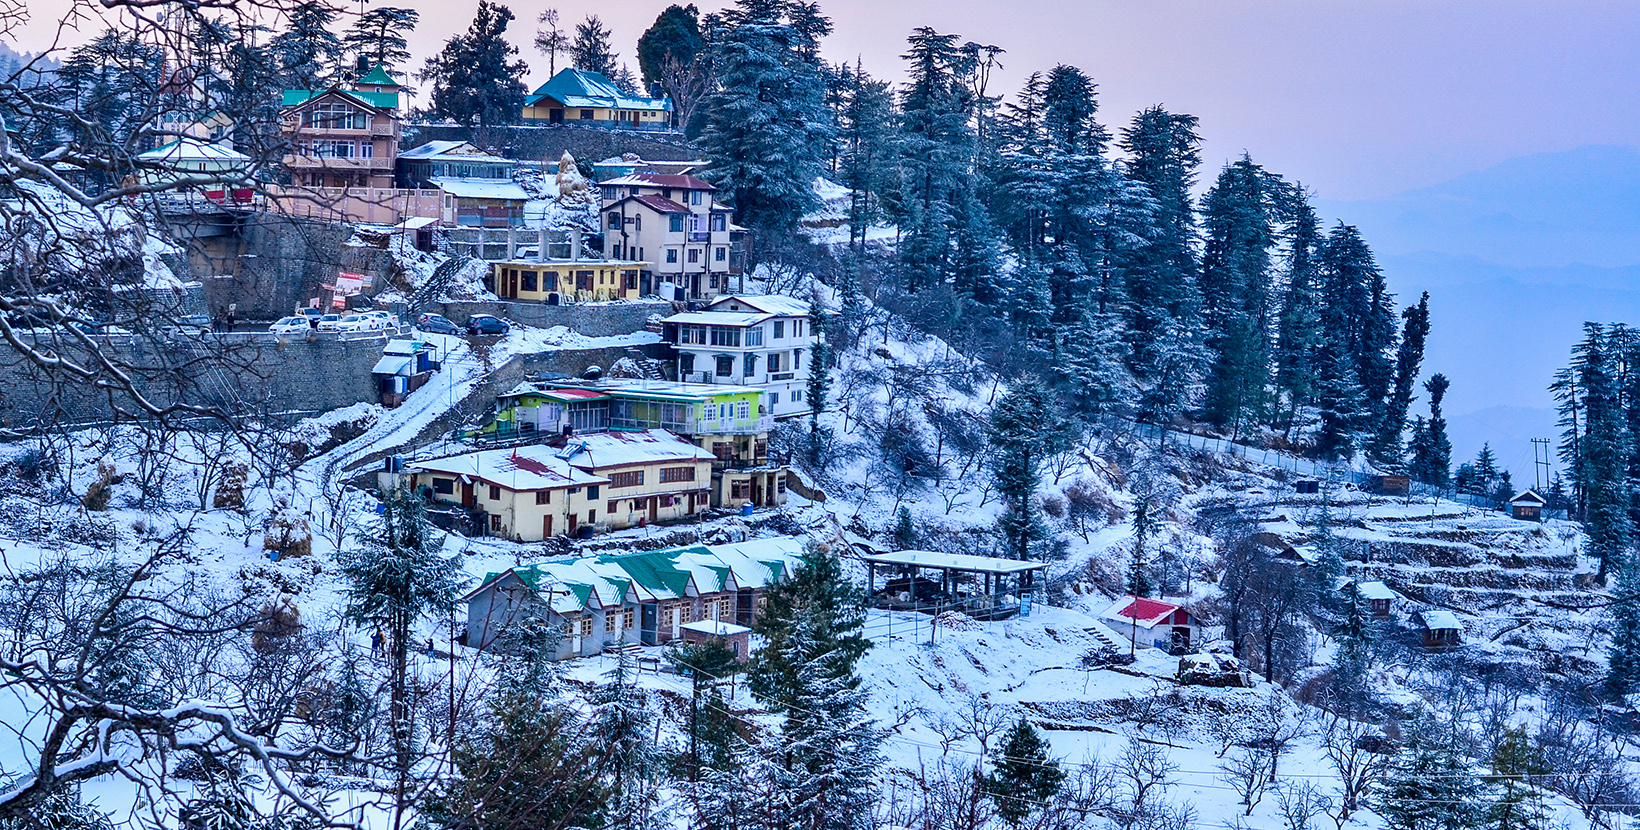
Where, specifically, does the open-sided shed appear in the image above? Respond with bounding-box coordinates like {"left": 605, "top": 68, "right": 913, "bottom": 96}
{"left": 863, "top": 549, "right": 1045, "bottom": 620}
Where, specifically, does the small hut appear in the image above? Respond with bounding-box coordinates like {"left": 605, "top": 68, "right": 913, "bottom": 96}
{"left": 1412, "top": 608, "right": 1463, "bottom": 651}
{"left": 680, "top": 619, "right": 752, "bottom": 661}
{"left": 1510, "top": 490, "right": 1546, "bottom": 522}
{"left": 1371, "top": 475, "right": 1411, "bottom": 496}
{"left": 374, "top": 340, "right": 438, "bottom": 407}
{"left": 1344, "top": 579, "right": 1396, "bottom": 617}
{"left": 1100, "top": 595, "right": 1198, "bottom": 653}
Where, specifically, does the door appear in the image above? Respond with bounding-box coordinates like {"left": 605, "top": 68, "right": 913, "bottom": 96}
{"left": 736, "top": 588, "right": 754, "bottom": 626}
{"left": 649, "top": 497, "right": 659, "bottom": 523}
{"left": 461, "top": 481, "right": 475, "bottom": 509}
{"left": 690, "top": 274, "right": 701, "bottom": 298}
{"left": 543, "top": 515, "right": 553, "bottom": 538}
{"left": 550, "top": 108, "right": 564, "bottom": 124}
{"left": 568, "top": 512, "right": 578, "bottom": 534}
{"left": 640, "top": 604, "right": 658, "bottom": 646}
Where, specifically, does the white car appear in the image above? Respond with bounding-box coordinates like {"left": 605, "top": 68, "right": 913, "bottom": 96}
{"left": 269, "top": 316, "right": 311, "bottom": 335}
{"left": 335, "top": 313, "right": 382, "bottom": 333}
{"left": 363, "top": 310, "right": 399, "bottom": 328}
{"left": 315, "top": 314, "right": 342, "bottom": 332}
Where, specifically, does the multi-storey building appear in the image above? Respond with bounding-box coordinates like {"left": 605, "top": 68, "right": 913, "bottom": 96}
{"left": 662, "top": 294, "right": 815, "bottom": 419}
{"left": 278, "top": 64, "right": 402, "bottom": 190}
{"left": 599, "top": 172, "right": 744, "bottom": 299}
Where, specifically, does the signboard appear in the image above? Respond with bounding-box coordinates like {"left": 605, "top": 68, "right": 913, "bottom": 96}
{"left": 1019, "top": 593, "right": 1032, "bottom": 618}
{"left": 331, "top": 296, "right": 347, "bottom": 308}
{"left": 336, "top": 272, "right": 366, "bottom": 296}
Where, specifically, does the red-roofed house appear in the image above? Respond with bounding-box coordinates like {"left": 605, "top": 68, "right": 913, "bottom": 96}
{"left": 600, "top": 171, "right": 744, "bottom": 299}
{"left": 1099, "top": 595, "right": 1198, "bottom": 653}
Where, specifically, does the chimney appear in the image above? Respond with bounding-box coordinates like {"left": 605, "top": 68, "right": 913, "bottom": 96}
{"left": 356, "top": 56, "right": 370, "bottom": 78}
{"left": 650, "top": 82, "right": 663, "bottom": 99}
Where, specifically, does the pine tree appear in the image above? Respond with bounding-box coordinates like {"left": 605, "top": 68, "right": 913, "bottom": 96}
{"left": 1331, "top": 582, "right": 1373, "bottom": 702}
{"left": 895, "top": 27, "right": 987, "bottom": 294}
{"left": 417, "top": 0, "right": 530, "bottom": 128}
{"left": 1126, "top": 497, "right": 1154, "bottom": 597}
{"left": 1200, "top": 156, "right": 1283, "bottom": 436}
{"left": 1320, "top": 224, "right": 1398, "bottom": 433}
{"left": 983, "top": 719, "right": 1065, "bottom": 827}
{"left": 1054, "top": 305, "right": 1134, "bottom": 416}
{"left": 1369, "top": 292, "right": 1430, "bottom": 470}
{"left": 1315, "top": 348, "right": 1369, "bottom": 461}
{"left": 336, "top": 487, "right": 465, "bottom": 820}
{"left": 592, "top": 653, "right": 660, "bottom": 828}
{"left": 836, "top": 60, "right": 895, "bottom": 249}
{"left": 423, "top": 690, "right": 613, "bottom": 830}
{"left": 893, "top": 506, "right": 918, "bottom": 550}
{"left": 700, "top": 0, "right": 831, "bottom": 238}
{"left": 1, "top": 786, "right": 115, "bottom": 830}
{"left": 638, "top": 4, "right": 706, "bottom": 87}
{"left": 1375, "top": 724, "right": 1486, "bottom": 830}
{"left": 1484, "top": 728, "right": 1551, "bottom": 830}
{"left": 1309, "top": 493, "right": 1347, "bottom": 601}
{"left": 569, "top": 15, "right": 618, "bottom": 77}
{"left": 269, "top": 2, "right": 343, "bottom": 90}
{"left": 990, "top": 379, "right": 1058, "bottom": 559}
{"left": 343, "top": 7, "right": 420, "bottom": 77}
{"left": 748, "top": 547, "right": 882, "bottom": 830}
{"left": 1410, "top": 374, "right": 1453, "bottom": 487}
{"left": 1273, "top": 195, "right": 1325, "bottom": 435}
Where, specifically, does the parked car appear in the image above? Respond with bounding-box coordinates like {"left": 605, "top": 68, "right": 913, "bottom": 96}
{"left": 416, "top": 313, "right": 461, "bottom": 335}
{"left": 465, "top": 314, "right": 510, "bottom": 335}
{"left": 269, "top": 316, "right": 312, "bottom": 335}
{"left": 335, "top": 313, "right": 382, "bottom": 333}
{"left": 158, "top": 314, "right": 211, "bottom": 338}
{"left": 315, "top": 314, "right": 342, "bottom": 332}
{"left": 363, "top": 310, "right": 399, "bottom": 329}
{"left": 296, "top": 308, "right": 324, "bottom": 326}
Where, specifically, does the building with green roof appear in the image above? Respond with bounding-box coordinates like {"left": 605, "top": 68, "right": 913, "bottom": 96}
{"left": 520, "top": 68, "right": 674, "bottom": 132}
{"left": 277, "top": 65, "right": 403, "bottom": 192}
{"left": 462, "top": 537, "right": 806, "bottom": 660}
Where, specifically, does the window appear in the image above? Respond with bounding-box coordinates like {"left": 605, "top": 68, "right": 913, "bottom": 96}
{"left": 608, "top": 213, "right": 621, "bottom": 229}
{"left": 606, "top": 610, "right": 620, "bottom": 632}
{"left": 608, "top": 500, "right": 617, "bottom": 514}
{"left": 670, "top": 215, "right": 685, "bottom": 232}
{"left": 715, "top": 356, "right": 734, "bottom": 377}
{"left": 489, "top": 514, "right": 502, "bottom": 532}
{"left": 711, "top": 214, "right": 726, "bottom": 231}
{"left": 666, "top": 249, "right": 678, "bottom": 263}
{"left": 623, "top": 607, "right": 635, "bottom": 630}
{"left": 660, "top": 466, "right": 696, "bottom": 483}
{"left": 576, "top": 616, "right": 593, "bottom": 637}
{"left": 794, "top": 390, "right": 804, "bottom": 402}
{"left": 485, "top": 485, "right": 499, "bottom": 500}
{"left": 743, "top": 354, "right": 757, "bottom": 377}
{"left": 358, "top": 142, "right": 373, "bottom": 158}
{"left": 715, "top": 246, "right": 726, "bottom": 261}
{"left": 688, "top": 248, "right": 701, "bottom": 263}
{"left": 432, "top": 478, "right": 454, "bottom": 494}
{"left": 769, "top": 353, "right": 782, "bottom": 372}
{"left": 773, "top": 320, "right": 785, "bottom": 338}
{"left": 535, "top": 490, "right": 551, "bottom": 505}
{"left": 709, "top": 327, "right": 740, "bottom": 347}
{"left": 770, "top": 392, "right": 780, "bottom": 405}
{"left": 710, "top": 274, "right": 720, "bottom": 290}
{"left": 634, "top": 215, "right": 642, "bottom": 230}
{"left": 691, "top": 191, "right": 702, "bottom": 206}
{"left": 587, "top": 485, "right": 600, "bottom": 500}
{"left": 610, "top": 470, "right": 644, "bottom": 488}
{"left": 744, "top": 327, "right": 763, "bottom": 347}
{"left": 777, "top": 475, "right": 787, "bottom": 494}
{"left": 580, "top": 109, "right": 594, "bottom": 119}
{"left": 731, "top": 479, "right": 751, "bottom": 499}
{"left": 793, "top": 349, "right": 802, "bottom": 369}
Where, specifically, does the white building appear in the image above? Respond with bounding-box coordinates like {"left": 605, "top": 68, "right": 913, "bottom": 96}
{"left": 661, "top": 294, "right": 815, "bottom": 420}
{"left": 599, "top": 172, "right": 744, "bottom": 299}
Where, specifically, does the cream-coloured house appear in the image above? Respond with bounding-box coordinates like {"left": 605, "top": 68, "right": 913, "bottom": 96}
{"left": 557, "top": 430, "right": 717, "bottom": 528}
{"left": 404, "top": 445, "right": 609, "bottom": 541}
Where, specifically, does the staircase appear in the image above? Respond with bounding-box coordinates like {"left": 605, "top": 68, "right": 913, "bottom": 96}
{"left": 1085, "top": 623, "right": 1123, "bottom": 651}
{"left": 407, "top": 255, "right": 476, "bottom": 314}
{"left": 625, "top": 347, "right": 666, "bottom": 380}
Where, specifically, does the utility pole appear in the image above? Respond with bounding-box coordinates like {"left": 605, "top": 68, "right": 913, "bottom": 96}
{"left": 1532, "top": 438, "right": 1552, "bottom": 491}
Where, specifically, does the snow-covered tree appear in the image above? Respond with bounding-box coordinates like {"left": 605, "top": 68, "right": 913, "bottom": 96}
{"left": 343, "top": 7, "right": 420, "bottom": 77}
{"left": 269, "top": 2, "right": 343, "bottom": 90}
{"left": 569, "top": 15, "right": 618, "bottom": 77}
{"left": 983, "top": 719, "right": 1065, "bottom": 827}
{"left": 990, "top": 378, "right": 1059, "bottom": 559}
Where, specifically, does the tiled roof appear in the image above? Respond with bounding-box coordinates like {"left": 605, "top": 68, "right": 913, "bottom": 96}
{"left": 616, "top": 193, "right": 692, "bottom": 214}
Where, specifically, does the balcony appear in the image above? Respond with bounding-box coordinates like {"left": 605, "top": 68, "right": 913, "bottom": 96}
{"left": 282, "top": 155, "right": 395, "bottom": 172}
{"left": 695, "top": 414, "right": 773, "bottom": 434}
{"left": 770, "top": 372, "right": 795, "bottom": 382}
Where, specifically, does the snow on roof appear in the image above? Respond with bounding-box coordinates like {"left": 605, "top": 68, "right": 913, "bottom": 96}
{"left": 429, "top": 177, "right": 529, "bottom": 201}
{"left": 1289, "top": 545, "right": 1319, "bottom": 564}
{"left": 526, "top": 68, "right": 671, "bottom": 112}
{"left": 371, "top": 355, "right": 413, "bottom": 376}
{"left": 382, "top": 340, "right": 431, "bottom": 355}
{"left": 599, "top": 171, "right": 714, "bottom": 190}
{"left": 559, "top": 429, "right": 716, "bottom": 469}
{"left": 681, "top": 620, "right": 751, "bottom": 636}
{"left": 863, "top": 549, "right": 1045, "bottom": 575}
{"left": 1353, "top": 580, "right": 1397, "bottom": 601}
{"left": 471, "top": 537, "right": 805, "bottom": 609}
{"left": 1511, "top": 490, "right": 1547, "bottom": 505}
{"left": 661, "top": 311, "right": 775, "bottom": 327}
{"left": 409, "top": 445, "right": 609, "bottom": 491}
{"left": 1416, "top": 609, "right": 1462, "bottom": 630}
{"left": 1100, "top": 595, "right": 1187, "bottom": 629}
{"left": 613, "top": 193, "right": 692, "bottom": 214}
{"left": 707, "top": 294, "right": 811, "bottom": 317}
{"left": 546, "top": 378, "right": 755, "bottom": 403}
{"left": 399, "top": 140, "right": 514, "bottom": 166}
{"left": 136, "top": 138, "right": 250, "bottom": 163}
{"left": 396, "top": 216, "right": 440, "bottom": 230}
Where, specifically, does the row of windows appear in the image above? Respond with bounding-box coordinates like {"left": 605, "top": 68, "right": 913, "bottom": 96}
{"left": 663, "top": 247, "right": 727, "bottom": 264}
{"left": 295, "top": 140, "right": 375, "bottom": 159}
{"left": 306, "top": 103, "right": 369, "bottom": 130}
{"left": 609, "top": 470, "right": 643, "bottom": 488}
{"left": 602, "top": 187, "right": 707, "bottom": 206}
{"left": 659, "top": 466, "right": 696, "bottom": 483}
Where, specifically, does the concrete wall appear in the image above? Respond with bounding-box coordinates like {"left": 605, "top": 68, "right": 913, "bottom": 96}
{"left": 435, "top": 299, "right": 672, "bottom": 337}
{"left": 0, "top": 333, "right": 385, "bottom": 429}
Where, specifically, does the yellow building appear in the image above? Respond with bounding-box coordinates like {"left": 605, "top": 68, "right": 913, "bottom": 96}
{"left": 520, "top": 68, "right": 673, "bottom": 131}
{"left": 558, "top": 430, "right": 717, "bottom": 528}
{"left": 405, "top": 445, "right": 610, "bottom": 541}
{"left": 489, "top": 258, "right": 648, "bottom": 303}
